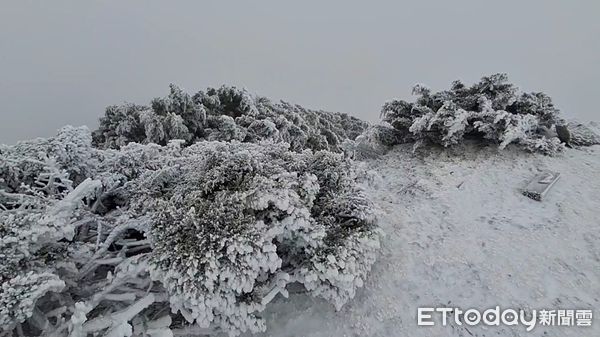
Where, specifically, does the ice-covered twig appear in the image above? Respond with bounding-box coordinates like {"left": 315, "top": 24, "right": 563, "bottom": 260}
{"left": 260, "top": 272, "right": 291, "bottom": 306}
{"left": 42, "top": 178, "right": 102, "bottom": 241}
{"left": 92, "top": 217, "right": 149, "bottom": 257}
{"left": 103, "top": 293, "right": 136, "bottom": 302}
{"left": 82, "top": 293, "right": 155, "bottom": 333}
{"left": 78, "top": 217, "right": 149, "bottom": 279}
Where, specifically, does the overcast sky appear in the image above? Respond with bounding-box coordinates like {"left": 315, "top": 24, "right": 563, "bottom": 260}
{"left": 1, "top": 1, "right": 598, "bottom": 144}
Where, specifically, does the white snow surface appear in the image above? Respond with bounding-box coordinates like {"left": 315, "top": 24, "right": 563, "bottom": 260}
{"left": 248, "top": 144, "right": 600, "bottom": 337}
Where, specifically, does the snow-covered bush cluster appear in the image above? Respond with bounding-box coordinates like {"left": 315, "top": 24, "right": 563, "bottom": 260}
{"left": 381, "top": 73, "right": 565, "bottom": 155}
{"left": 93, "top": 84, "right": 367, "bottom": 153}
{"left": 1, "top": 124, "right": 380, "bottom": 336}
{"left": 342, "top": 124, "right": 408, "bottom": 160}
{"left": 5, "top": 73, "right": 576, "bottom": 336}
{"left": 0, "top": 127, "right": 102, "bottom": 334}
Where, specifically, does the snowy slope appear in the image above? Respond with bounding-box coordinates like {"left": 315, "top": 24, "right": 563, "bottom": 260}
{"left": 250, "top": 144, "right": 600, "bottom": 337}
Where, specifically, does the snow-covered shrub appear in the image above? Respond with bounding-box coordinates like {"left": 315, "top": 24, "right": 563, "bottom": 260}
{"left": 0, "top": 163, "right": 101, "bottom": 333}
{"left": 122, "top": 141, "right": 380, "bottom": 334}
{"left": 92, "top": 85, "right": 199, "bottom": 149}
{"left": 0, "top": 273, "right": 65, "bottom": 330}
{"left": 381, "top": 73, "right": 564, "bottom": 154}
{"left": 0, "top": 126, "right": 96, "bottom": 194}
{"left": 1, "top": 128, "right": 380, "bottom": 336}
{"left": 342, "top": 124, "right": 408, "bottom": 159}
{"left": 93, "top": 85, "right": 368, "bottom": 153}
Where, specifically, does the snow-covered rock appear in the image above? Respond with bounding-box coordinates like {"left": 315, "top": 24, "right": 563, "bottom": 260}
{"left": 569, "top": 121, "right": 600, "bottom": 146}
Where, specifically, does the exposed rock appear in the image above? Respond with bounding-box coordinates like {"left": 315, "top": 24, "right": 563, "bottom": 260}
{"left": 568, "top": 120, "right": 600, "bottom": 146}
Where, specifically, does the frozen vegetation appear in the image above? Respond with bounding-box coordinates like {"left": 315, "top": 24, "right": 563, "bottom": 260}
{"left": 381, "top": 73, "right": 565, "bottom": 155}
{"left": 1, "top": 128, "right": 379, "bottom": 336}
{"left": 92, "top": 85, "right": 367, "bottom": 153}
{"left": 1, "top": 74, "right": 599, "bottom": 336}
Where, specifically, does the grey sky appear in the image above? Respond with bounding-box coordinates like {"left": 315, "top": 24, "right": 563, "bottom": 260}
{"left": 1, "top": 0, "right": 598, "bottom": 144}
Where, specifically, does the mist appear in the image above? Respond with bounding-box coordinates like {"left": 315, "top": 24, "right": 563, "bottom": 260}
{"left": 1, "top": 0, "right": 598, "bottom": 144}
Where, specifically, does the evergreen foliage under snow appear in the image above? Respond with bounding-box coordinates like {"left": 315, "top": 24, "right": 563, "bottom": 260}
{"left": 92, "top": 85, "right": 368, "bottom": 153}
{"left": 0, "top": 126, "right": 380, "bottom": 336}
{"left": 381, "top": 74, "right": 564, "bottom": 155}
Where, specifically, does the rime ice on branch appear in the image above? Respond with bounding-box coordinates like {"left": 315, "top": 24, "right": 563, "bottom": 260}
{"left": 381, "top": 73, "right": 564, "bottom": 155}
{"left": 93, "top": 84, "right": 368, "bottom": 153}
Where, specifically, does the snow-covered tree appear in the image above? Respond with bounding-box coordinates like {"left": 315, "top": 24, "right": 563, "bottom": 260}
{"left": 93, "top": 85, "right": 368, "bottom": 153}
{"left": 381, "top": 73, "right": 564, "bottom": 154}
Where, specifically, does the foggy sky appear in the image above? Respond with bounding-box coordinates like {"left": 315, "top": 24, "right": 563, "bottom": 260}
{"left": 1, "top": 0, "right": 598, "bottom": 144}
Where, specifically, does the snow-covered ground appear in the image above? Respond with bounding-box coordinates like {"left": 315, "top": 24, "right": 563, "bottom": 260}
{"left": 251, "top": 144, "right": 600, "bottom": 337}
